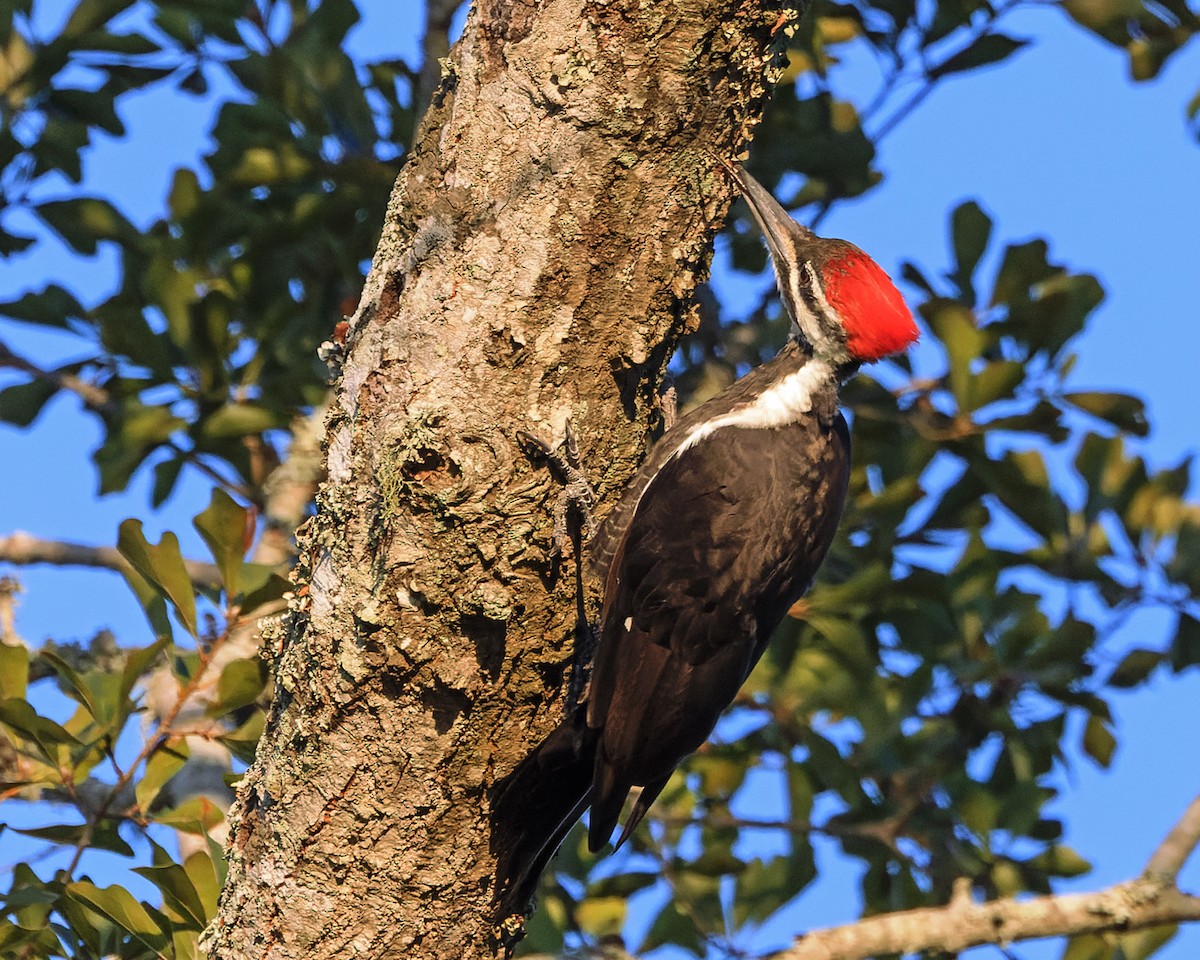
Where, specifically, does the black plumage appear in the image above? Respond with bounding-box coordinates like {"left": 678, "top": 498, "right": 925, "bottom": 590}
{"left": 492, "top": 342, "right": 851, "bottom": 918}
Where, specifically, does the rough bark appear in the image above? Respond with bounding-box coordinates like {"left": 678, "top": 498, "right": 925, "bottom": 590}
{"left": 205, "top": 0, "right": 787, "bottom": 957}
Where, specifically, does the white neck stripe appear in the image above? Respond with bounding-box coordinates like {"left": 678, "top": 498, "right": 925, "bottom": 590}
{"left": 673, "top": 358, "right": 834, "bottom": 456}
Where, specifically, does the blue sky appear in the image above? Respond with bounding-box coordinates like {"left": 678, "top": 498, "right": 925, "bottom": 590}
{"left": 1, "top": 1, "right": 1197, "bottom": 958}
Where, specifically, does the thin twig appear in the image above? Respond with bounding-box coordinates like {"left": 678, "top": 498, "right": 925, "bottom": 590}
{"left": 0, "top": 530, "right": 223, "bottom": 591}
{"left": 0, "top": 337, "right": 110, "bottom": 410}
{"left": 871, "top": 0, "right": 1024, "bottom": 144}
{"left": 0, "top": 337, "right": 255, "bottom": 501}
{"left": 61, "top": 618, "right": 236, "bottom": 879}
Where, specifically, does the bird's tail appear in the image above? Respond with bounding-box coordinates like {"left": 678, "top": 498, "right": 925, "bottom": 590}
{"left": 490, "top": 717, "right": 596, "bottom": 921}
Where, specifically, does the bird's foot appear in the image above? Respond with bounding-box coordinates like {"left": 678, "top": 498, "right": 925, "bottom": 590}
{"left": 516, "top": 420, "right": 597, "bottom": 557}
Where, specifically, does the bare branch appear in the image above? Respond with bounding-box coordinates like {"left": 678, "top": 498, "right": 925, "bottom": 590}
{"left": 770, "top": 792, "right": 1200, "bottom": 960}
{"left": 0, "top": 530, "right": 222, "bottom": 591}
{"left": 0, "top": 337, "right": 110, "bottom": 410}
{"left": 1145, "top": 793, "right": 1200, "bottom": 881}
{"left": 771, "top": 881, "right": 1200, "bottom": 960}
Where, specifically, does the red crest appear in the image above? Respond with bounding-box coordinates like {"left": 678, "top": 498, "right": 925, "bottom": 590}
{"left": 822, "top": 251, "right": 918, "bottom": 361}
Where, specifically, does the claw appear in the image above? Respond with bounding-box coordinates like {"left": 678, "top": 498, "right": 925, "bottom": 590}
{"left": 517, "top": 421, "right": 597, "bottom": 556}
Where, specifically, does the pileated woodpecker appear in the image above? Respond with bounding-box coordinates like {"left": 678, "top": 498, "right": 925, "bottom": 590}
{"left": 492, "top": 159, "right": 919, "bottom": 923}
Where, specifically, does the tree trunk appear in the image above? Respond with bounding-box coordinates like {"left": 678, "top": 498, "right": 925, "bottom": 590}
{"left": 205, "top": 0, "right": 785, "bottom": 956}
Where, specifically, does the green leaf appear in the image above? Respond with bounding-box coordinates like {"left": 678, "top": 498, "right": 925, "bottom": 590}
{"left": 574, "top": 896, "right": 626, "bottom": 939}
{"left": 94, "top": 400, "right": 186, "bottom": 494}
{"left": 0, "top": 697, "right": 82, "bottom": 763}
{"left": 587, "top": 870, "right": 660, "bottom": 899}
{"left": 65, "top": 880, "right": 168, "bottom": 952}
{"left": 0, "top": 377, "right": 59, "bottom": 427}
{"left": 122, "top": 561, "right": 175, "bottom": 638}
{"left": 971, "top": 448, "right": 1067, "bottom": 539}
{"left": 39, "top": 650, "right": 101, "bottom": 723}
{"left": 4, "top": 862, "right": 58, "bottom": 930}
{"left": 922, "top": 299, "right": 986, "bottom": 410}
{"left": 117, "top": 519, "right": 198, "bottom": 636}
{"left": 1065, "top": 391, "right": 1149, "bottom": 437}
{"left": 1063, "top": 933, "right": 1111, "bottom": 960}
{"left": 0, "top": 641, "right": 29, "bottom": 700}
{"left": 1027, "top": 849, "right": 1094, "bottom": 878}
{"left": 1114, "top": 924, "right": 1178, "bottom": 960}
{"left": 119, "top": 641, "right": 169, "bottom": 719}
{"left": 96, "top": 304, "right": 178, "bottom": 377}
{"left": 1108, "top": 648, "right": 1163, "bottom": 688}
{"left": 35, "top": 197, "right": 138, "bottom": 255}
{"left": 0, "top": 284, "right": 84, "bottom": 328}
{"left": 132, "top": 857, "right": 209, "bottom": 930}
{"left": 151, "top": 455, "right": 186, "bottom": 508}
{"left": 135, "top": 739, "right": 190, "bottom": 811}
{"left": 139, "top": 839, "right": 214, "bottom": 933}
{"left": 950, "top": 199, "right": 992, "bottom": 300}
{"left": 150, "top": 795, "right": 226, "bottom": 834}
{"left": 193, "top": 488, "right": 250, "bottom": 597}
{"left": 1082, "top": 714, "right": 1116, "bottom": 768}
{"left": 639, "top": 900, "right": 704, "bottom": 955}
{"left": 82, "top": 29, "right": 161, "bottom": 55}
{"left": 0, "top": 230, "right": 36, "bottom": 256}
{"left": 183, "top": 849, "right": 222, "bottom": 921}
{"left": 199, "top": 402, "right": 286, "bottom": 440}
{"left": 900, "top": 260, "right": 937, "bottom": 297}
{"left": 217, "top": 710, "right": 265, "bottom": 763}
{"left": 1169, "top": 613, "right": 1200, "bottom": 672}
{"left": 238, "top": 563, "right": 290, "bottom": 612}
{"left": 168, "top": 167, "right": 202, "bottom": 218}
{"left": 35, "top": 115, "right": 89, "bottom": 183}
{"left": 63, "top": 0, "right": 138, "bottom": 37}
{"left": 971, "top": 359, "right": 1025, "bottom": 409}
{"left": 14, "top": 821, "right": 133, "bottom": 856}
{"left": 209, "top": 657, "right": 266, "bottom": 717}
{"left": 734, "top": 848, "right": 816, "bottom": 925}
{"left": 931, "top": 33, "right": 1029, "bottom": 78}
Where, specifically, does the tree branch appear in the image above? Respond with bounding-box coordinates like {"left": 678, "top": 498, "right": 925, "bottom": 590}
{"left": 0, "top": 530, "right": 222, "bottom": 590}
{"left": 772, "top": 881, "right": 1200, "bottom": 960}
{"left": 1145, "top": 793, "right": 1200, "bottom": 881}
{"left": 0, "top": 337, "right": 110, "bottom": 410}
{"left": 772, "top": 792, "right": 1200, "bottom": 960}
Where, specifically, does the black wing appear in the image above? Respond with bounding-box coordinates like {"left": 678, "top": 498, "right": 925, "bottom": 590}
{"left": 586, "top": 410, "right": 850, "bottom": 850}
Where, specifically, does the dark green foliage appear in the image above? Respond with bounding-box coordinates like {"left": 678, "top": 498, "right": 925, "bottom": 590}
{"left": 0, "top": 0, "right": 414, "bottom": 504}
{"left": 1, "top": 493, "right": 279, "bottom": 958}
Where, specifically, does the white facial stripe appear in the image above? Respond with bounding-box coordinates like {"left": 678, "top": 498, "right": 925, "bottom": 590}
{"left": 673, "top": 358, "right": 833, "bottom": 455}
{"left": 806, "top": 268, "right": 836, "bottom": 331}
{"left": 783, "top": 261, "right": 845, "bottom": 362}
{"left": 784, "top": 263, "right": 816, "bottom": 337}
